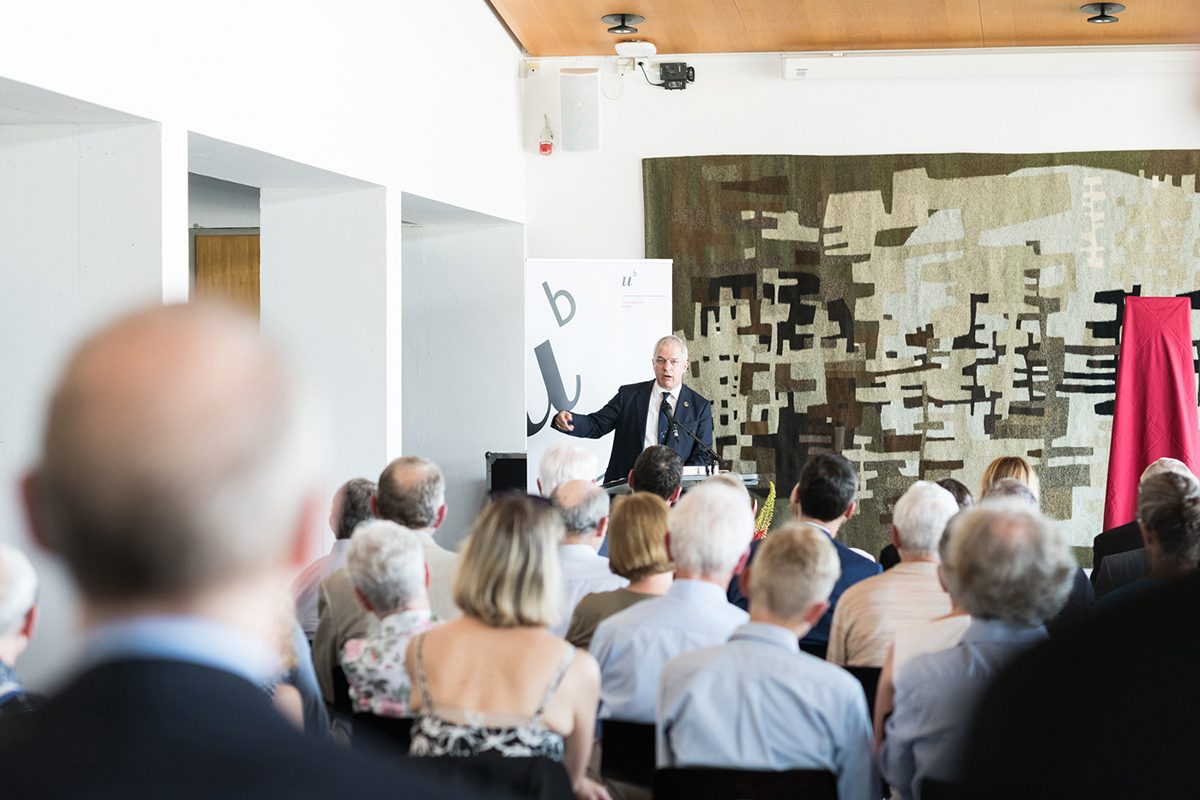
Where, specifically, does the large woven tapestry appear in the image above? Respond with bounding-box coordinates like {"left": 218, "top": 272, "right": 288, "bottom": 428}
{"left": 644, "top": 152, "right": 1200, "bottom": 560}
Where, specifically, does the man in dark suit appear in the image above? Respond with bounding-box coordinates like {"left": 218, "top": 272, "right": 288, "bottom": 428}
{"left": 0, "top": 305, "right": 467, "bottom": 799}
{"left": 962, "top": 571, "right": 1200, "bottom": 799}
{"left": 1092, "top": 456, "right": 1192, "bottom": 585}
{"left": 728, "top": 453, "right": 881, "bottom": 658}
{"left": 553, "top": 335, "right": 713, "bottom": 483}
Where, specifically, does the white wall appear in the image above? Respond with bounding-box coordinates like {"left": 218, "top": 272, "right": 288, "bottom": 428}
{"left": 188, "top": 174, "right": 260, "bottom": 228}
{"left": 523, "top": 48, "right": 1200, "bottom": 259}
{"left": 401, "top": 222, "right": 526, "bottom": 547}
{"left": 261, "top": 186, "right": 389, "bottom": 553}
{"left": 0, "top": 121, "right": 162, "bottom": 689}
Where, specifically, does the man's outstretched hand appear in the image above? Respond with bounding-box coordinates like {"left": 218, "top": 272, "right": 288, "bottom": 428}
{"left": 553, "top": 410, "right": 575, "bottom": 432}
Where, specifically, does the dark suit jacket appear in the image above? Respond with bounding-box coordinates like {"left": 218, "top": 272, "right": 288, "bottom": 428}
{"left": 963, "top": 573, "right": 1200, "bottom": 799}
{"left": 566, "top": 380, "right": 713, "bottom": 482}
{"left": 1091, "top": 520, "right": 1143, "bottom": 585}
{"left": 1093, "top": 548, "right": 1152, "bottom": 599}
{"left": 0, "top": 659, "right": 469, "bottom": 799}
{"left": 728, "top": 532, "right": 882, "bottom": 646}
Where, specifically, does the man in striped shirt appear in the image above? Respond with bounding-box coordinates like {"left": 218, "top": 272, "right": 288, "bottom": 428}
{"left": 827, "top": 481, "right": 959, "bottom": 667}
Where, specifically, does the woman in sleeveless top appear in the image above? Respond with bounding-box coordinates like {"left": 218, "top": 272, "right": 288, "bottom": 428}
{"left": 406, "top": 494, "right": 611, "bottom": 800}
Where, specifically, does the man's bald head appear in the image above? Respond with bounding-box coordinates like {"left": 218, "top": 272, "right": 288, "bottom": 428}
{"left": 27, "top": 304, "right": 317, "bottom": 602}
{"left": 376, "top": 457, "right": 445, "bottom": 529}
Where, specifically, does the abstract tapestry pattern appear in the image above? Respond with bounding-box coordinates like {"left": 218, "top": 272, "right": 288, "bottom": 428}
{"left": 643, "top": 152, "right": 1200, "bottom": 558}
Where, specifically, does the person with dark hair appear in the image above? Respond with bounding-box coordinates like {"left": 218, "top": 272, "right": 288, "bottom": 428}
{"left": 628, "top": 445, "right": 683, "bottom": 505}
{"left": 880, "top": 477, "right": 973, "bottom": 569}
{"left": 1093, "top": 471, "right": 1200, "bottom": 613}
{"left": 290, "top": 478, "right": 376, "bottom": 639}
{"left": 728, "top": 453, "right": 881, "bottom": 657}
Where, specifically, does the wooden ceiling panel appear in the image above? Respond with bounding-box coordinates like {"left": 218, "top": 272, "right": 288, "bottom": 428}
{"left": 490, "top": 0, "right": 754, "bottom": 58}
{"left": 980, "top": 0, "right": 1200, "bottom": 47}
{"left": 489, "top": 0, "right": 1200, "bottom": 56}
{"left": 735, "top": 0, "right": 985, "bottom": 52}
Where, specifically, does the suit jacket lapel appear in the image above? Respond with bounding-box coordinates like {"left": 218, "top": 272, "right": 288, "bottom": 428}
{"left": 675, "top": 385, "right": 694, "bottom": 426}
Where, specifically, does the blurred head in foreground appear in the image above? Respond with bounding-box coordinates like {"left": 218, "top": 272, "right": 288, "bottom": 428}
{"left": 22, "top": 304, "right": 319, "bottom": 635}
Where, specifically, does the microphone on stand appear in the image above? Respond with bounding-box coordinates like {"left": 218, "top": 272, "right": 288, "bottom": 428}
{"left": 662, "top": 399, "right": 680, "bottom": 442}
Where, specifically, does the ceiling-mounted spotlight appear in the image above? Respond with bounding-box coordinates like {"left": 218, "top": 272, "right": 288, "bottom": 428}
{"left": 602, "top": 13, "right": 645, "bottom": 34}
{"left": 1081, "top": 3, "right": 1124, "bottom": 23}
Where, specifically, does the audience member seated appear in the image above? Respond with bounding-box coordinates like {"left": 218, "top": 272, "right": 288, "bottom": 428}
{"left": 540, "top": 441, "right": 600, "bottom": 497}
{"left": 1092, "top": 457, "right": 1193, "bottom": 592}
{"left": 658, "top": 523, "right": 878, "bottom": 800}
{"left": 590, "top": 482, "right": 753, "bottom": 723}
{"left": 979, "top": 455, "right": 1040, "bottom": 500}
{"left": 828, "top": 481, "right": 958, "bottom": 667}
{"left": 982, "top": 477, "right": 1094, "bottom": 634}
{"left": 730, "top": 454, "right": 881, "bottom": 657}
{"left": 407, "top": 494, "right": 610, "bottom": 800}
{"left": 1093, "top": 470, "right": 1200, "bottom": 614}
{"left": 880, "top": 477, "right": 972, "bottom": 570}
{"left": 290, "top": 477, "right": 375, "bottom": 639}
{"left": 550, "top": 481, "right": 627, "bottom": 637}
{"left": 0, "top": 304, "right": 459, "bottom": 799}
{"left": 314, "top": 455, "right": 460, "bottom": 710}
{"left": 373, "top": 456, "right": 461, "bottom": 620}
{"left": 566, "top": 493, "right": 673, "bottom": 649}
{"left": 878, "top": 501, "right": 1075, "bottom": 799}
{"left": 341, "top": 520, "right": 437, "bottom": 717}
{"left": 962, "top": 571, "right": 1200, "bottom": 799}
{"left": 873, "top": 524, "right": 973, "bottom": 746}
{"left": 0, "top": 543, "right": 43, "bottom": 716}
{"left": 627, "top": 445, "right": 684, "bottom": 504}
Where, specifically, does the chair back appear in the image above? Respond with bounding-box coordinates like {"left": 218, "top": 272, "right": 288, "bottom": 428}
{"left": 331, "top": 666, "right": 353, "bottom": 717}
{"left": 921, "top": 778, "right": 964, "bottom": 800}
{"left": 654, "top": 767, "right": 838, "bottom": 800}
{"left": 599, "top": 719, "right": 657, "bottom": 787}
{"left": 351, "top": 712, "right": 415, "bottom": 755}
{"left": 417, "top": 754, "right": 574, "bottom": 800}
{"left": 844, "top": 665, "right": 882, "bottom": 720}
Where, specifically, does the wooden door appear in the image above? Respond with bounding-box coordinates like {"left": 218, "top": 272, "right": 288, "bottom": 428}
{"left": 194, "top": 234, "right": 260, "bottom": 317}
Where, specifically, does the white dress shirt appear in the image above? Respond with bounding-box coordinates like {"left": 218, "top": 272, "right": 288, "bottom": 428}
{"left": 590, "top": 579, "right": 748, "bottom": 723}
{"left": 290, "top": 539, "right": 352, "bottom": 637}
{"left": 658, "top": 622, "right": 878, "bottom": 800}
{"left": 644, "top": 383, "right": 681, "bottom": 450}
{"left": 551, "top": 543, "right": 628, "bottom": 638}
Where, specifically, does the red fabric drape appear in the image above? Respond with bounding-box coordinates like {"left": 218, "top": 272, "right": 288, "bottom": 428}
{"left": 1103, "top": 297, "right": 1200, "bottom": 529}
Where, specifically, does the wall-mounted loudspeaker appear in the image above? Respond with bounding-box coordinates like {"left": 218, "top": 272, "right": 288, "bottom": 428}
{"left": 559, "top": 69, "right": 600, "bottom": 152}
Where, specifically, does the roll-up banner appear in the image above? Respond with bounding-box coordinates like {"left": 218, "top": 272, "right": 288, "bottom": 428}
{"left": 526, "top": 259, "right": 673, "bottom": 491}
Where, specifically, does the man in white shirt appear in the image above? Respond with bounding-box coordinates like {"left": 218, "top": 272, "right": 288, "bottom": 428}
{"left": 827, "top": 480, "right": 959, "bottom": 667}
{"left": 658, "top": 523, "right": 878, "bottom": 800}
{"left": 549, "top": 480, "right": 627, "bottom": 637}
{"left": 289, "top": 477, "right": 375, "bottom": 639}
{"left": 590, "top": 481, "right": 753, "bottom": 722}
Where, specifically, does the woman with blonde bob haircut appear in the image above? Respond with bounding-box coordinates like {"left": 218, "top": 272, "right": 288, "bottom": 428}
{"left": 979, "top": 456, "right": 1040, "bottom": 501}
{"left": 566, "top": 493, "right": 674, "bottom": 649}
{"left": 406, "top": 495, "right": 611, "bottom": 800}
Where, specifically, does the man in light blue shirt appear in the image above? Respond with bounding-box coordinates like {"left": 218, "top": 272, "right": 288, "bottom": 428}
{"left": 659, "top": 523, "right": 877, "bottom": 800}
{"left": 590, "top": 480, "right": 754, "bottom": 722}
{"left": 879, "top": 500, "right": 1077, "bottom": 800}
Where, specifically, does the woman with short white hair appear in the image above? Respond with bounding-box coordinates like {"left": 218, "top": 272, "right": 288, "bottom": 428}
{"left": 340, "top": 520, "right": 437, "bottom": 718}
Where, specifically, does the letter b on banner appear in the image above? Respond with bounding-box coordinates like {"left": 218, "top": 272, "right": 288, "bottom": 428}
{"left": 543, "top": 281, "right": 576, "bottom": 327}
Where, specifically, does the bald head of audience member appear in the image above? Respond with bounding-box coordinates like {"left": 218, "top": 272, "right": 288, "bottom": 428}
{"left": 892, "top": 481, "right": 960, "bottom": 562}
{"left": 940, "top": 502, "right": 1075, "bottom": 627}
{"left": 537, "top": 441, "right": 598, "bottom": 498}
{"left": 744, "top": 523, "right": 841, "bottom": 638}
{"left": 667, "top": 482, "right": 755, "bottom": 586}
{"left": 628, "top": 445, "right": 683, "bottom": 504}
{"left": 551, "top": 479, "right": 610, "bottom": 550}
{"left": 22, "top": 304, "right": 318, "bottom": 635}
{"left": 374, "top": 457, "right": 446, "bottom": 532}
{"left": 0, "top": 544, "right": 38, "bottom": 669}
